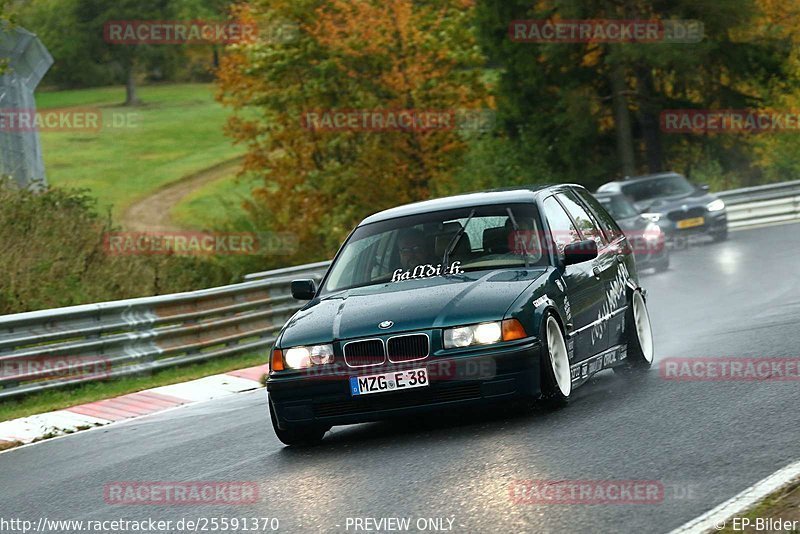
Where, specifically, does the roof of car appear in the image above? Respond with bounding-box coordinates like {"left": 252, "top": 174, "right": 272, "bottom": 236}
{"left": 360, "top": 184, "right": 580, "bottom": 225}
{"left": 596, "top": 172, "right": 684, "bottom": 193}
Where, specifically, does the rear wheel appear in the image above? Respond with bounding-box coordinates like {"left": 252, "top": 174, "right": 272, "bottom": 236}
{"left": 614, "top": 290, "right": 654, "bottom": 376}
{"left": 269, "top": 402, "right": 328, "bottom": 446}
{"left": 540, "top": 314, "right": 571, "bottom": 406}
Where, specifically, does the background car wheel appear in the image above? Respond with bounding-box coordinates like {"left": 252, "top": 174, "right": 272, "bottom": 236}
{"left": 539, "top": 314, "right": 571, "bottom": 407}
{"left": 654, "top": 253, "right": 670, "bottom": 273}
{"left": 269, "top": 402, "right": 328, "bottom": 446}
{"left": 614, "top": 290, "right": 654, "bottom": 376}
{"left": 711, "top": 228, "right": 729, "bottom": 242}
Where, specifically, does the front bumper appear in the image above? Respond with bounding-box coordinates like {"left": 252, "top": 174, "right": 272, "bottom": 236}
{"left": 658, "top": 209, "right": 727, "bottom": 239}
{"left": 267, "top": 339, "right": 542, "bottom": 429}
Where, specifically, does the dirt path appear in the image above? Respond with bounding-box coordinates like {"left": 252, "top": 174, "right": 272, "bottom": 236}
{"left": 120, "top": 157, "right": 244, "bottom": 232}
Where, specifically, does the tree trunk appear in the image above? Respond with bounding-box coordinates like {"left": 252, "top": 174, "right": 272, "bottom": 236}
{"left": 610, "top": 64, "right": 635, "bottom": 178}
{"left": 635, "top": 66, "right": 664, "bottom": 173}
{"left": 124, "top": 65, "right": 141, "bottom": 106}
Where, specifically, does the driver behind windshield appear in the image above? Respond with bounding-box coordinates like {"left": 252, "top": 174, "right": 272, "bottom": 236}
{"left": 397, "top": 229, "right": 431, "bottom": 270}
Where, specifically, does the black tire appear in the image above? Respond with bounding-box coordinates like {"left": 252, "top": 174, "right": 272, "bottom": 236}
{"left": 539, "top": 313, "right": 571, "bottom": 407}
{"left": 269, "top": 402, "right": 328, "bottom": 446}
{"left": 711, "top": 227, "right": 728, "bottom": 242}
{"left": 614, "top": 290, "right": 654, "bottom": 377}
{"left": 654, "top": 253, "right": 670, "bottom": 273}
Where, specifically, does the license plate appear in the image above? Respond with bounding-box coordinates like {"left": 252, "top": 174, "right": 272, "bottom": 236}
{"left": 677, "top": 216, "right": 704, "bottom": 229}
{"left": 349, "top": 368, "right": 429, "bottom": 396}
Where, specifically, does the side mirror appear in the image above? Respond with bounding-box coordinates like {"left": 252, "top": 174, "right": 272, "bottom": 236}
{"left": 291, "top": 279, "right": 317, "bottom": 300}
{"left": 563, "top": 239, "right": 598, "bottom": 266}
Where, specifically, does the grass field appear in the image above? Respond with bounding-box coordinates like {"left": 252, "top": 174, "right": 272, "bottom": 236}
{"left": 171, "top": 167, "right": 259, "bottom": 229}
{"left": 36, "top": 83, "right": 243, "bottom": 220}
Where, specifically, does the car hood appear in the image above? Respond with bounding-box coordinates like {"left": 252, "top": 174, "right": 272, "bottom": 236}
{"left": 279, "top": 268, "right": 547, "bottom": 347}
{"left": 634, "top": 190, "right": 716, "bottom": 213}
{"left": 615, "top": 215, "right": 649, "bottom": 231}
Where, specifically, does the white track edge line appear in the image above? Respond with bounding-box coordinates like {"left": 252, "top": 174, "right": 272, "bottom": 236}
{"left": 667, "top": 459, "right": 800, "bottom": 534}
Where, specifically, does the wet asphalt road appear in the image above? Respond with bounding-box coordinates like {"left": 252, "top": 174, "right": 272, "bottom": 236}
{"left": 1, "top": 223, "right": 799, "bottom": 534}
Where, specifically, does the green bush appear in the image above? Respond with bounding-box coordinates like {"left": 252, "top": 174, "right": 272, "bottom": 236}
{"left": 0, "top": 184, "right": 241, "bottom": 315}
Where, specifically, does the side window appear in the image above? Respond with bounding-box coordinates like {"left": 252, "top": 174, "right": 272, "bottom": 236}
{"left": 574, "top": 189, "right": 625, "bottom": 242}
{"left": 556, "top": 192, "right": 606, "bottom": 245}
{"left": 542, "top": 196, "right": 581, "bottom": 256}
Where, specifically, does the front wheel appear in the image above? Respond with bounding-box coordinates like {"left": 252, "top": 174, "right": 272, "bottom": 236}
{"left": 654, "top": 253, "right": 670, "bottom": 273}
{"left": 269, "top": 402, "right": 328, "bottom": 446}
{"left": 614, "top": 290, "right": 654, "bottom": 376}
{"left": 540, "top": 314, "right": 572, "bottom": 406}
{"left": 711, "top": 227, "right": 728, "bottom": 242}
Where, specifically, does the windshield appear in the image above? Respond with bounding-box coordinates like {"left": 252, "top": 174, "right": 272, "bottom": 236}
{"left": 596, "top": 195, "right": 640, "bottom": 219}
{"left": 620, "top": 175, "right": 695, "bottom": 202}
{"left": 323, "top": 204, "right": 547, "bottom": 293}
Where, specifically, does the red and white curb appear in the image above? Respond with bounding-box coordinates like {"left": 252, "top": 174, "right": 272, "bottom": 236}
{"left": 0, "top": 365, "right": 268, "bottom": 449}
{"left": 668, "top": 459, "right": 800, "bottom": 533}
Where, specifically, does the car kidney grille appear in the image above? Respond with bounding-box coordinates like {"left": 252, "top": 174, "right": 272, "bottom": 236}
{"left": 343, "top": 339, "right": 385, "bottom": 367}
{"left": 387, "top": 334, "right": 429, "bottom": 362}
{"left": 668, "top": 207, "right": 706, "bottom": 221}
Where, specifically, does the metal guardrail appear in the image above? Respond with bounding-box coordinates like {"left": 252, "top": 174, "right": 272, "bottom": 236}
{"left": 1, "top": 180, "right": 798, "bottom": 399}
{"left": 0, "top": 264, "right": 329, "bottom": 399}
{"left": 717, "top": 180, "right": 800, "bottom": 229}
{"left": 244, "top": 260, "right": 332, "bottom": 282}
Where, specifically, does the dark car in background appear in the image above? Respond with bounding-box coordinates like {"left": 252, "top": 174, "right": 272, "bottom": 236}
{"left": 594, "top": 193, "right": 670, "bottom": 273}
{"left": 267, "top": 185, "right": 655, "bottom": 446}
{"left": 597, "top": 172, "right": 728, "bottom": 243}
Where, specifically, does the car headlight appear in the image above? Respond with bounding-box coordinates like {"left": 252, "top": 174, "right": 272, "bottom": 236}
{"left": 443, "top": 319, "right": 527, "bottom": 349}
{"left": 641, "top": 213, "right": 661, "bottom": 223}
{"left": 706, "top": 199, "right": 725, "bottom": 212}
{"left": 283, "top": 344, "right": 334, "bottom": 369}
{"left": 643, "top": 222, "right": 663, "bottom": 242}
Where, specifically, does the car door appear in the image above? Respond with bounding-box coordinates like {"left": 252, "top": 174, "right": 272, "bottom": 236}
{"left": 541, "top": 195, "right": 606, "bottom": 363}
{"left": 553, "top": 191, "right": 617, "bottom": 357}
{"left": 574, "top": 188, "right": 634, "bottom": 351}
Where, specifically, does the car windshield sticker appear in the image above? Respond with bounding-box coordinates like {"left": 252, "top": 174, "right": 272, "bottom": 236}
{"left": 391, "top": 262, "right": 463, "bottom": 283}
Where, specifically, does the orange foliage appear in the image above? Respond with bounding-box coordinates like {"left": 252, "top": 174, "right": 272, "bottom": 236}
{"left": 216, "top": 0, "right": 489, "bottom": 263}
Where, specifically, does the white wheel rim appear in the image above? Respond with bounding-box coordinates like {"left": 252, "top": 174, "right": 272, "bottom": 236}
{"left": 547, "top": 316, "right": 571, "bottom": 396}
{"left": 632, "top": 292, "right": 654, "bottom": 363}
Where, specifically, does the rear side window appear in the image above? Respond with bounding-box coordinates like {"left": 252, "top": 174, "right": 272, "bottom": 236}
{"left": 574, "top": 189, "right": 625, "bottom": 242}
{"left": 542, "top": 196, "right": 581, "bottom": 256}
{"left": 556, "top": 192, "right": 606, "bottom": 245}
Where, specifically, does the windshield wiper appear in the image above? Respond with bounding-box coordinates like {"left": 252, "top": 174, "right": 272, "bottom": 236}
{"left": 442, "top": 209, "right": 475, "bottom": 271}
{"left": 505, "top": 207, "right": 531, "bottom": 268}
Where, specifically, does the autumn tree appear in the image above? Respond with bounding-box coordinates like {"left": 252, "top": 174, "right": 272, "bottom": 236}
{"left": 216, "top": 0, "right": 490, "bottom": 262}
{"left": 474, "top": 0, "right": 790, "bottom": 188}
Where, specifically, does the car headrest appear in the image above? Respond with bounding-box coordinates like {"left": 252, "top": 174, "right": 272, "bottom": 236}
{"left": 435, "top": 231, "right": 472, "bottom": 257}
{"left": 483, "top": 227, "right": 510, "bottom": 254}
